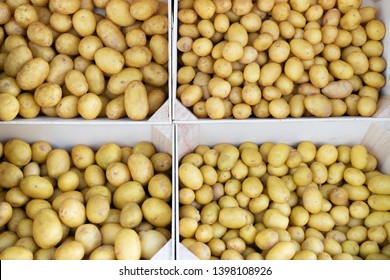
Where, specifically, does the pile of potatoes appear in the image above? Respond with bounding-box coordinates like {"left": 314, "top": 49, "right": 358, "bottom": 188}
{"left": 0, "top": 139, "right": 172, "bottom": 260}
{"left": 176, "top": 0, "right": 386, "bottom": 119}
{"left": 178, "top": 141, "right": 390, "bottom": 260}
{"left": 0, "top": 0, "right": 169, "bottom": 121}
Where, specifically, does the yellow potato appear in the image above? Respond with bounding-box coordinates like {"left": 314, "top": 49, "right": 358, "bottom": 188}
{"left": 94, "top": 47, "right": 124, "bottom": 75}
{"left": 0, "top": 201, "right": 13, "bottom": 227}
{"left": 3, "top": 139, "right": 31, "bottom": 167}
{"left": 120, "top": 202, "right": 143, "bottom": 228}
{"left": 142, "top": 15, "right": 168, "bottom": 35}
{"left": 34, "top": 83, "right": 62, "bottom": 108}
{"left": 33, "top": 209, "right": 62, "bottom": 249}
{"left": 309, "top": 65, "right": 329, "bottom": 88}
{"left": 364, "top": 212, "right": 390, "bottom": 228}
{"left": 218, "top": 207, "right": 253, "bottom": 229}
{"left": 127, "top": 153, "right": 154, "bottom": 186}
{"left": 265, "top": 241, "right": 296, "bottom": 260}
{"left": 322, "top": 80, "right": 353, "bottom": 99}
{"left": 141, "top": 197, "right": 172, "bottom": 227}
{"left": 0, "top": 246, "right": 33, "bottom": 260}
{"left": 130, "top": 0, "right": 159, "bottom": 21}
{"left": 290, "top": 38, "right": 314, "bottom": 60}
{"left": 58, "top": 198, "right": 86, "bottom": 228}
{"left": 113, "top": 181, "right": 145, "bottom": 209}
{"left": 55, "top": 240, "right": 85, "bottom": 260}
{"left": 20, "top": 175, "right": 53, "bottom": 199}
{"left": 343, "top": 167, "right": 365, "bottom": 186}
{"left": 0, "top": 231, "right": 18, "bottom": 253}
{"left": 16, "top": 58, "right": 49, "bottom": 91}
{"left": 115, "top": 228, "right": 141, "bottom": 260}
{"left": 4, "top": 45, "right": 33, "bottom": 78}
{"left": 139, "top": 230, "right": 168, "bottom": 260}
{"left": 55, "top": 33, "right": 80, "bottom": 56}
{"left": 140, "top": 62, "right": 168, "bottom": 87}
{"left": 368, "top": 195, "right": 390, "bottom": 211}
{"left": 46, "top": 149, "right": 70, "bottom": 177}
{"left": 308, "top": 212, "right": 335, "bottom": 232}
{"left": 150, "top": 34, "right": 169, "bottom": 65}
{"left": 368, "top": 174, "right": 390, "bottom": 195}
{"left": 329, "top": 60, "right": 354, "bottom": 80}
{"left": 259, "top": 62, "right": 282, "bottom": 87}
{"left": 303, "top": 186, "right": 323, "bottom": 214}
{"left": 123, "top": 80, "right": 149, "bottom": 120}
{"left": 89, "top": 245, "right": 116, "bottom": 260}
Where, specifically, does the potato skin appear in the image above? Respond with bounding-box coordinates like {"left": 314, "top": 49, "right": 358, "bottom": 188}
{"left": 33, "top": 209, "right": 62, "bottom": 249}
{"left": 16, "top": 58, "right": 49, "bottom": 91}
{"left": 20, "top": 175, "right": 54, "bottom": 199}
{"left": 124, "top": 81, "right": 149, "bottom": 121}
{"left": 115, "top": 228, "right": 141, "bottom": 260}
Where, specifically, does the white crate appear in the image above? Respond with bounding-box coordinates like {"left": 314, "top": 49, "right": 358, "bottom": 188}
{"left": 0, "top": 122, "right": 174, "bottom": 260}
{"left": 172, "top": 0, "right": 390, "bottom": 120}
{"left": 175, "top": 120, "right": 390, "bottom": 259}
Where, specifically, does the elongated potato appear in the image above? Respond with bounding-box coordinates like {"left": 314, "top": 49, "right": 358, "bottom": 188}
{"left": 33, "top": 209, "right": 62, "bottom": 249}
{"left": 124, "top": 80, "right": 149, "bottom": 121}
{"left": 16, "top": 58, "right": 49, "bottom": 91}
{"left": 368, "top": 175, "right": 390, "bottom": 195}
{"left": 265, "top": 241, "right": 296, "bottom": 260}
{"left": 218, "top": 207, "right": 253, "bottom": 229}
{"left": 96, "top": 19, "right": 127, "bottom": 52}
{"left": 20, "top": 176, "right": 53, "bottom": 199}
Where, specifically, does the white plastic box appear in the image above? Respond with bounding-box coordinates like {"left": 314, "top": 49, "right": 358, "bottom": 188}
{"left": 0, "top": 122, "right": 174, "bottom": 260}
{"left": 172, "top": 0, "right": 390, "bottom": 120}
{"left": 175, "top": 120, "right": 390, "bottom": 259}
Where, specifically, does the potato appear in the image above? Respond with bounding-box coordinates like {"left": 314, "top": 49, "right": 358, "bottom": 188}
{"left": 140, "top": 62, "right": 168, "bottom": 87}
{"left": 32, "top": 209, "right": 62, "bottom": 249}
{"left": 147, "top": 174, "right": 172, "bottom": 200}
{"left": 127, "top": 153, "right": 154, "bottom": 186}
{"left": 265, "top": 241, "right": 296, "bottom": 260}
{"left": 14, "top": 4, "right": 38, "bottom": 28}
{"left": 89, "top": 245, "right": 116, "bottom": 260}
{"left": 322, "top": 80, "right": 353, "bottom": 99}
{"left": 20, "top": 176, "right": 53, "bottom": 199}
{"left": 329, "top": 60, "right": 354, "bottom": 80}
{"left": 77, "top": 93, "right": 102, "bottom": 120}
{"left": 0, "top": 246, "right": 33, "bottom": 260}
{"left": 309, "top": 65, "right": 329, "bottom": 88}
{"left": 141, "top": 197, "right": 172, "bottom": 227}
{"left": 284, "top": 57, "right": 304, "bottom": 82}
{"left": 259, "top": 62, "right": 282, "bottom": 87}
{"left": 218, "top": 207, "right": 253, "bottom": 229}
{"left": 113, "top": 181, "right": 145, "bottom": 209}
{"left": 0, "top": 93, "right": 19, "bottom": 121}
{"left": 290, "top": 39, "right": 315, "bottom": 60}
{"left": 365, "top": 19, "right": 386, "bottom": 41}
{"left": 120, "top": 202, "right": 142, "bottom": 229}
{"left": 4, "top": 45, "right": 33, "bottom": 77}
{"left": 46, "top": 149, "right": 70, "bottom": 177}
{"left": 340, "top": 8, "right": 361, "bottom": 31}
{"left": 142, "top": 15, "right": 168, "bottom": 36}
{"left": 368, "top": 174, "right": 390, "bottom": 195}
{"left": 16, "top": 58, "right": 49, "bottom": 91}
{"left": 3, "top": 139, "right": 30, "bottom": 168}
{"left": 130, "top": 0, "right": 159, "bottom": 21}
{"left": 74, "top": 224, "right": 101, "bottom": 255}
{"left": 72, "top": 9, "right": 96, "bottom": 37}
{"left": 53, "top": 240, "right": 84, "bottom": 260}
{"left": 95, "top": 143, "right": 121, "bottom": 171}
{"left": 140, "top": 230, "right": 168, "bottom": 260}
{"left": 304, "top": 94, "right": 333, "bottom": 118}
{"left": 34, "top": 83, "right": 62, "bottom": 108}
{"left": 55, "top": 33, "right": 80, "bottom": 56}
{"left": 50, "top": 0, "right": 80, "bottom": 14}
{"left": 57, "top": 198, "right": 86, "bottom": 228}
{"left": 0, "top": 201, "right": 13, "bottom": 227}
{"left": 308, "top": 212, "right": 335, "bottom": 232}
{"left": 96, "top": 19, "right": 126, "bottom": 53}
{"left": 94, "top": 47, "right": 124, "bottom": 75}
